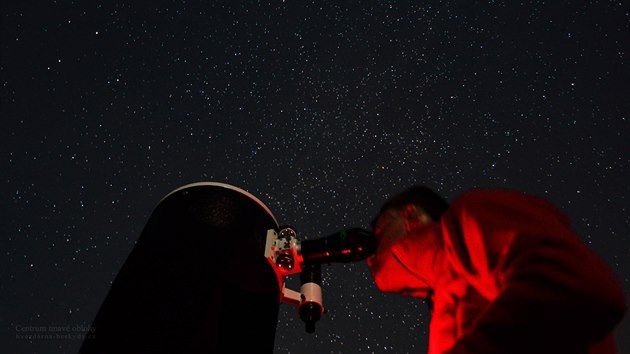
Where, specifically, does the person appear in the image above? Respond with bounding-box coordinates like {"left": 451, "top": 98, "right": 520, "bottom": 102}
{"left": 365, "top": 185, "right": 626, "bottom": 354}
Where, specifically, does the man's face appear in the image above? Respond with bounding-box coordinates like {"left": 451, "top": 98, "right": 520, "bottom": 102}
{"left": 366, "top": 205, "right": 437, "bottom": 295}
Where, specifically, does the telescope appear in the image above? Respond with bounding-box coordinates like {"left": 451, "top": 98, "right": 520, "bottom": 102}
{"left": 79, "top": 182, "right": 377, "bottom": 353}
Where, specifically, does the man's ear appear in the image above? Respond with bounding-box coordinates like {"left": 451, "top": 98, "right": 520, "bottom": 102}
{"left": 403, "top": 204, "right": 420, "bottom": 232}
{"left": 403, "top": 204, "right": 432, "bottom": 232}
{"left": 402, "top": 204, "right": 417, "bottom": 218}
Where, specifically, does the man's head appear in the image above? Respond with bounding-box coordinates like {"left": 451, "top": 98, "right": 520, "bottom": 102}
{"left": 366, "top": 185, "right": 449, "bottom": 295}
{"left": 371, "top": 185, "right": 449, "bottom": 231}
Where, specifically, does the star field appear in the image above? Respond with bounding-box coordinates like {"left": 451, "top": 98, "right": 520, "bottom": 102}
{"left": 2, "top": 1, "right": 629, "bottom": 353}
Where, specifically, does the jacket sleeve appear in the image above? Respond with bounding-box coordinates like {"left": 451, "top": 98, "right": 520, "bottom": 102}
{"left": 442, "top": 190, "right": 626, "bottom": 354}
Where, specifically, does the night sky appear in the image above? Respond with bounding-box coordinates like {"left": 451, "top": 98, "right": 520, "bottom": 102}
{"left": 2, "top": 1, "right": 628, "bottom": 353}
